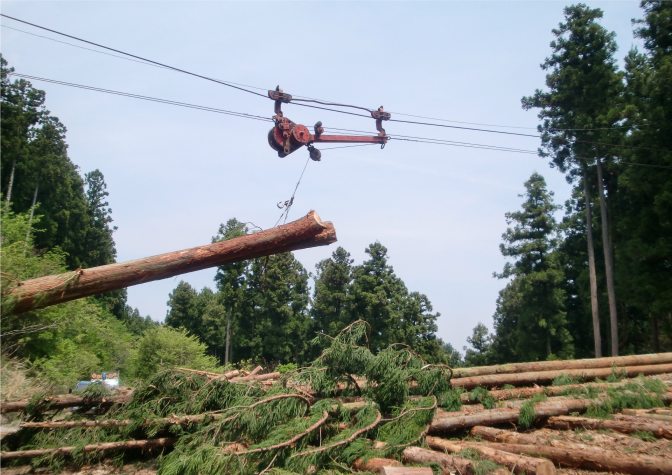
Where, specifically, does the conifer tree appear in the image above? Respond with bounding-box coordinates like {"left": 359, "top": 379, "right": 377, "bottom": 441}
{"left": 494, "top": 173, "right": 573, "bottom": 361}
{"left": 522, "top": 4, "right": 624, "bottom": 356}
{"left": 312, "top": 247, "right": 354, "bottom": 337}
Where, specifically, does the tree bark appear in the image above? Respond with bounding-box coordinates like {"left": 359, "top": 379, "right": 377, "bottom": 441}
{"left": 0, "top": 437, "right": 177, "bottom": 460}
{"left": 548, "top": 415, "right": 672, "bottom": 439}
{"left": 470, "top": 426, "right": 549, "bottom": 445}
{"left": 473, "top": 441, "right": 672, "bottom": 475}
{"left": 595, "top": 151, "right": 618, "bottom": 356}
{"left": 583, "top": 167, "right": 602, "bottom": 357}
{"left": 426, "top": 436, "right": 555, "bottom": 475}
{"left": 451, "top": 352, "right": 672, "bottom": 379}
{"left": 614, "top": 413, "right": 672, "bottom": 423}
{"left": 5, "top": 159, "right": 16, "bottom": 206}
{"left": 352, "top": 457, "right": 403, "bottom": 472}
{"left": 4, "top": 211, "right": 336, "bottom": 314}
{"left": 450, "top": 362, "right": 672, "bottom": 389}
{"left": 24, "top": 180, "right": 38, "bottom": 247}
{"left": 402, "top": 447, "right": 473, "bottom": 474}
{"left": 0, "top": 393, "right": 132, "bottom": 414}
{"left": 225, "top": 307, "right": 232, "bottom": 366}
{"left": 460, "top": 379, "right": 666, "bottom": 404}
{"left": 429, "top": 399, "right": 593, "bottom": 432}
{"left": 230, "top": 372, "right": 280, "bottom": 383}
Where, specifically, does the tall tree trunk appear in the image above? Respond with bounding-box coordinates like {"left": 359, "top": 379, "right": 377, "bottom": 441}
{"left": 595, "top": 151, "right": 618, "bottom": 356}
{"left": 225, "top": 307, "right": 232, "bottom": 366}
{"left": 651, "top": 314, "right": 660, "bottom": 353}
{"left": 24, "top": 180, "right": 39, "bottom": 249}
{"left": 5, "top": 159, "right": 16, "bottom": 206}
{"left": 583, "top": 168, "right": 602, "bottom": 357}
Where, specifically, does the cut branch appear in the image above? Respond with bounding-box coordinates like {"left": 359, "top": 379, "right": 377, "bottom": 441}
{"left": 1, "top": 393, "right": 132, "bottom": 414}
{"left": 0, "top": 437, "right": 177, "bottom": 460}
{"left": 4, "top": 211, "right": 336, "bottom": 314}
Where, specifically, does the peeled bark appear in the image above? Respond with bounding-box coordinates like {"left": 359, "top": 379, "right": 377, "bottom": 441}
{"left": 429, "top": 399, "right": 593, "bottom": 432}
{"left": 4, "top": 211, "right": 336, "bottom": 314}
{"left": 0, "top": 437, "right": 177, "bottom": 460}
{"left": 548, "top": 415, "right": 672, "bottom": 439}
{"left": 0, "top": 393, "right": 132, "bottom": 414}
{"left": 451, "top": 352, "right": 672, "bottom": 379}
{"left": 230, "top": 372, "right": 280, "bottom": 382}
{"left": 615, "top": 413, "right": 672, "bottom": 423}
{"left": 595, "top": 152, "right": 619, "bottom": 356}
{"left": 583, "top": 167, "right": 602, "bottom": 358}
{"left": 402, "top": 446, "right": 472, "bottom": 474}
{"left": 451, "top": 362, "right": 672, "bottom": 389}
{"left": 474, "top": 441, "right": 672, "bottom": 475}
{"left": 352, "top": 457, "right": 403, "bottom": 472}
{"left": 426, "top": 437, "right": 555, "bottom": 475}
{"left": 470, "top": 426, "right": 548, "bottom": 445}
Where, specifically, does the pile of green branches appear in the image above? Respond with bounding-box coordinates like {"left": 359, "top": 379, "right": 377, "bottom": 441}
{"left": 2, "top": 321, "right": 456, "bottom": 475}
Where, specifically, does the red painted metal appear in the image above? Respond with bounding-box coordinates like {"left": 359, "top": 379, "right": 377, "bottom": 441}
{"left": 267, "top": 87, "right": 390, "bottom": 158}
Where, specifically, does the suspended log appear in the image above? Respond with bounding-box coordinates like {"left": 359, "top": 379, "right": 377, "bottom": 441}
{"left": 469, "top": 426, "right": 548, "bottom": 445}
{"left": 451, "top": 363, "right": 672, "bottom": 389}
{"left": 425, "top": 436, "right": 556, "bottom": 475}
{"left": 429, "top": 399, "right": 593, "bottom": 432}
{"left": 548, "top": 415, "right": 672, "bottom": 438}
{"left": 4, "top": 211, "right": 336, "bottom": 314}
{"left": 1, "top": 393, "right": 132, "bottom": 414}
{"left": 460, "top": 379, "right": 668, "bottom": 404}
{"left": 452, "top": 352, "right": 672, "bottom": 379}
{"left": 472, "top": 441, "right": 672, "bottom": 475}
{"left": 0, "top": 437, "right": 177, "bottom": 460}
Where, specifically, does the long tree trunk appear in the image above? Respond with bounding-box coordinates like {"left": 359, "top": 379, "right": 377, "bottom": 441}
{"left": 595, "top": 151, "right": 618, "bottom": 356}
{"left": 450, "top": 362, "right": 672, "bottom": 389}
{"left": 225, "top": 306, "right": 232, "bottom": 366}
{"left": 24, "top": 180, "right": 39, "bottom": 245}
{"left": 425, "top": 437, "right": 556, "bottom": 475}
{"left": 458, "top": 441, "right": 672, "bottom": 475}
{"left": 451, "top": 352, "right": 672, "bottom": 379}
{"left": 5, "top": 159, "right": 16, "bottom": 206}
{"left": 583, "top": 167, "right": 602, "bottom": 357}
{"left": 548, "top": 415, "right": 672, "bottom": 438}
{"left": 5, "top": 211, "right": 336, "bottom": 314}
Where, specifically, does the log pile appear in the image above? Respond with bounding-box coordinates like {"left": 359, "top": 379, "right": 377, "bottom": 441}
{"left": 2, "top": 337, "right": 672, "bottom": 475}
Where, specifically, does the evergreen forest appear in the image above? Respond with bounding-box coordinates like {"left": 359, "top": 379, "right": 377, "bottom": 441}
{"left": 1, "top": 2, "right": 671, "bottom": 393}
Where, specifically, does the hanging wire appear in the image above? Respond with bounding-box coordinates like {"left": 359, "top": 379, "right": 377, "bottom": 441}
{"left": 275, "top": 156, "right": 311, "bottom": 227}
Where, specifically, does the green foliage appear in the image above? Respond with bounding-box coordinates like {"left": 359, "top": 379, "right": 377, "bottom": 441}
{"left": 276, "top": 363, "right": 297, "bottom": 374}
{"left": 518, "top": 401, "right": 537, "bottom": 429}
{"left": 552, "top": 373, "right": 583, "bottom": 386}
{"left": 4, "top": 322, "right": 447, "bottom": 474}
{"left": 631, "top": 430, "right": 657, "bottom": 442}
{"left": 131, "top": 326, "right": 217, "bottom": 380}
{"left": 456, "top": 448, "right": 503, "bottom": 475}
{"left": 469, "top": 387, "right": 495, "bottom": 409}
{"left": 490, "top": 174, "right": 573, "bottom": 363}
{"left": 463, "top": 323, "right": 492, "bottom": 367}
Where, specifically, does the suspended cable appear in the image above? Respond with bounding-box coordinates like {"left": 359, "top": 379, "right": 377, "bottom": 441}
{"left": 275, "top": 156, "right": 311, "bottom": 227}
{"left": 1, "top": 15, "right": 654, "bottom": 135}
{"left": 8, "top": 73, "right": 272, "bottom": 122}
{"left": 0, "top": 14, "right": 268, "bottom": 99}
{"left": 6, "top": 72, "right": 670, "bottom": 170}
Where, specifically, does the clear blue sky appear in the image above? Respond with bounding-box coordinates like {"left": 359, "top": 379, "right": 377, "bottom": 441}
{"left": 2, "top": 1, "right": 644, "bottom": 353}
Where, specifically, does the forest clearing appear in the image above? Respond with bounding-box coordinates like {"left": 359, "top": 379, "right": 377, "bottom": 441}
{"left": 2, "top": 324, "right": 672, "bottom": 475}
{"left": 2, "top": 1, "right": 672, "bottom": 474}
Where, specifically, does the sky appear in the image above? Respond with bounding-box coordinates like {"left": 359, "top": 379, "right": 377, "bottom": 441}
{"left": 1, "top": 1, "right": 645, "bottom": 353}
